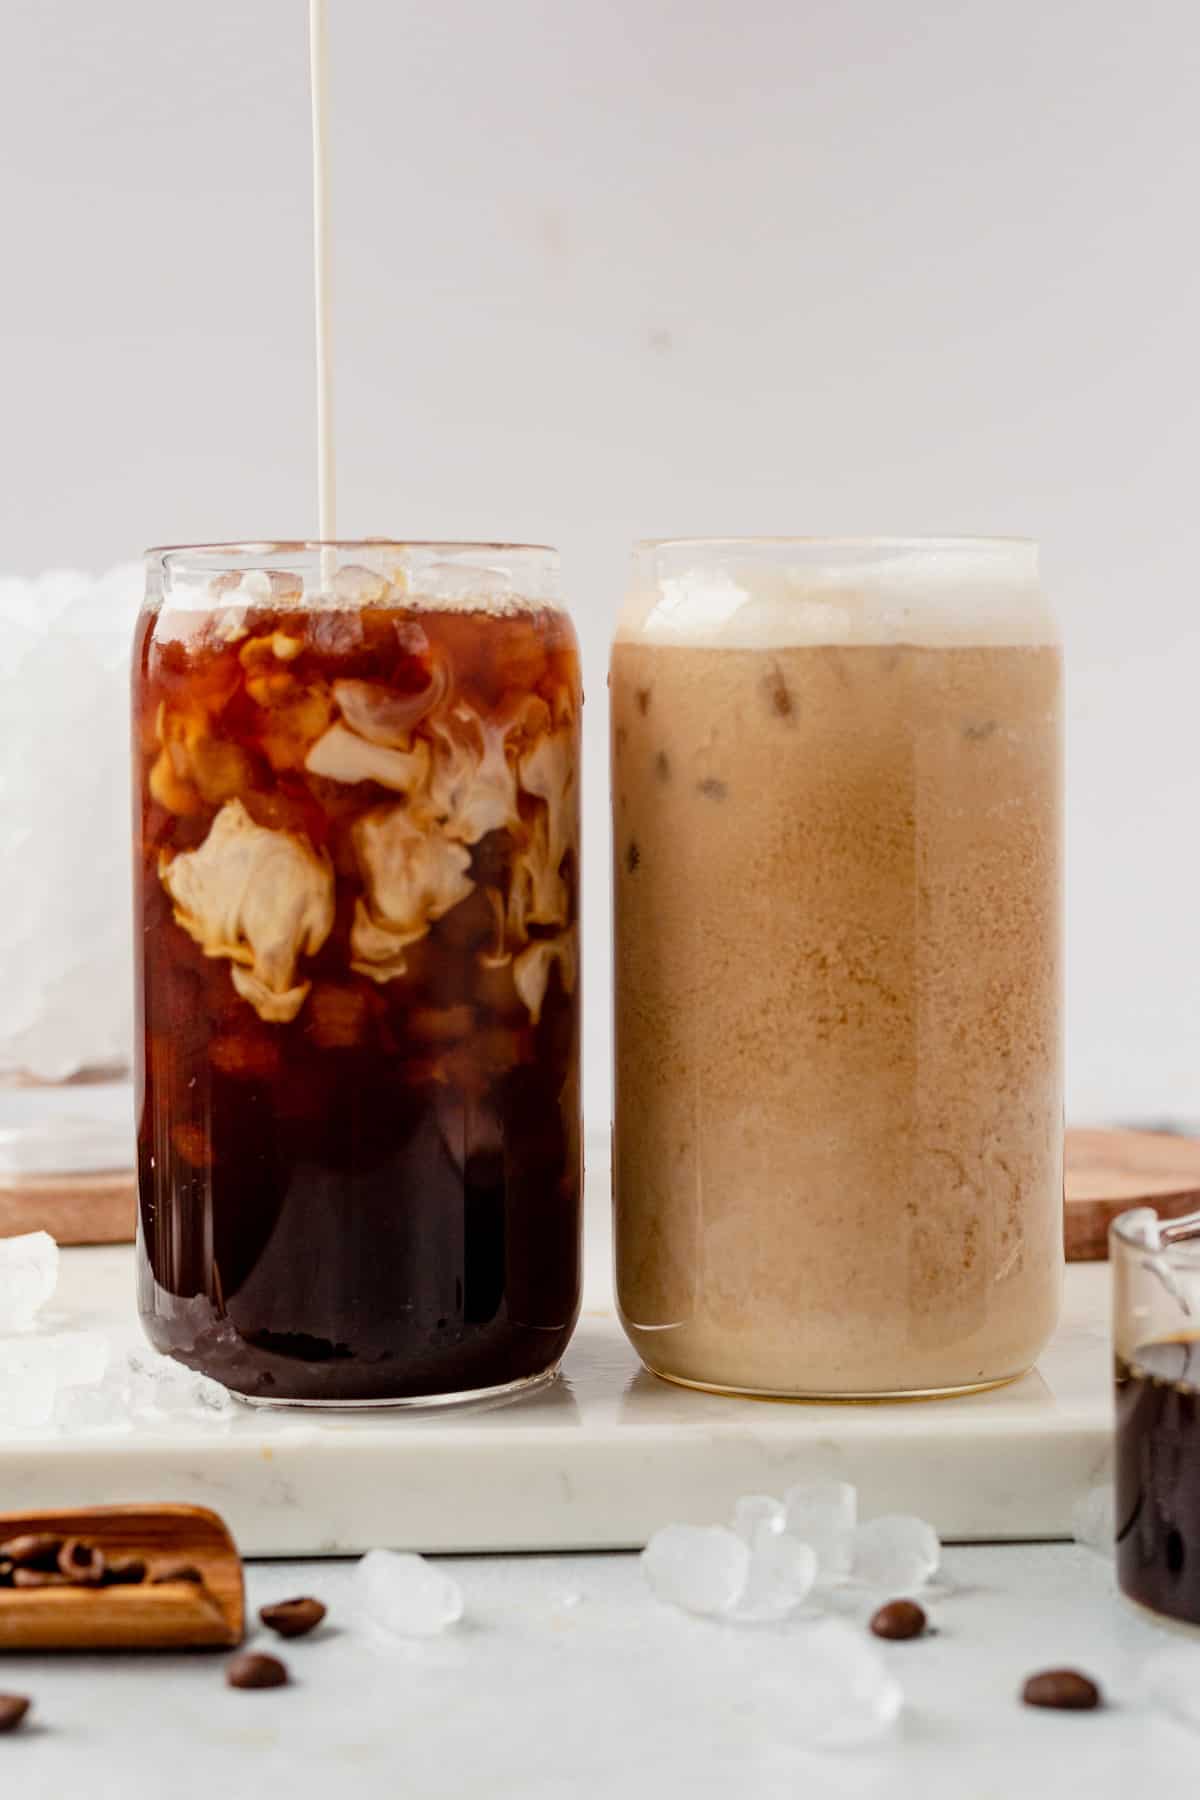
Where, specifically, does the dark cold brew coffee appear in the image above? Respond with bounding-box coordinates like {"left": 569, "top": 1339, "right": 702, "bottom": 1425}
{"left": 1117, "top": 1336, "right": 1200, "bottom": 1625}
{"left": 134, "top": 553, "right": 581, "bottom": 1404}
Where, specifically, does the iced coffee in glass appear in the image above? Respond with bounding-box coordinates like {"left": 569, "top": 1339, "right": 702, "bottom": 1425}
{"left": 611, "top": 538, "right": 1063, "bottom": 1398}
{"left": 134, "top": 543, "right": 581, "bottom": 1405}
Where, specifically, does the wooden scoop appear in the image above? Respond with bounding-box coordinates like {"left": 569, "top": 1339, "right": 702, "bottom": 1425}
{"left": 0, "top": 1504, "right": 244, "bottom": 1651}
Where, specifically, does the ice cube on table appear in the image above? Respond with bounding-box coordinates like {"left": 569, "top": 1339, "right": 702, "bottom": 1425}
{"left": 733, "top": 1494, "right": 786, "bottom": 1545}
{"left": 1071, "top": 1483, "right": 1115, "bottom": 1558}
{"left": 0, "top": 1232, "right": 59, "bottom": 1331}
{"left": 732, "top": 1524, "right": 818, "bottom": 1623}
{"left": 642, "top": 1524, "right": 750, "bottom": 1618}
{"left": 852, "top": 1514, "right": 941, "bottom": 1591}
{"left": 766, "top": 1619, "right": 903, "bottom": 1747}
{"left": 1142, "top": 1649, "right": 1200, "bottom": 1730}
{"left": 783, "top": 1479, "right": 857, "bottom": 1583}
{"left": 353, "top": 1549, "right": 464, "bottom": 1640}
{"left": 0, "top": 1337, "right": 58, "bottom": 1427}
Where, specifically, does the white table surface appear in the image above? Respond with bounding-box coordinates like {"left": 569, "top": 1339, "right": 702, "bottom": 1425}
{"left": 0, "top": 1542, "right": 1196, "bottom": 1799}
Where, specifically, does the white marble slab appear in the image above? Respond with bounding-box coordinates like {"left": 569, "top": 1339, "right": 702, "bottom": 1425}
{"left": 0, "top": 1137, "right": 1113, "bottom": 1554}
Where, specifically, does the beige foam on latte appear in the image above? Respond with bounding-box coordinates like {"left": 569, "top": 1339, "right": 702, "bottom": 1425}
{"left": 619, "top": 537, "right": 1055, "bottom": 650}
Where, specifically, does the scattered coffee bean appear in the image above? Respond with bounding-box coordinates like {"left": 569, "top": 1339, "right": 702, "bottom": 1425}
{"left": 12, "top": 1569, "right": 69, "bottom": 1589}
{"left": 0, "top": 1562, "right": 13, "bottom": 1588}
{"left": 58, "top": 1539, "right": 106, "bottom": 1586}
{"left": 151, "top": 1563, "right": 204, "bottom": 1585}
{"left": 870, "top": 1599, "right": 927, "bottom": 1641}
{"left": 259, "top": 1597, "right": 326, "bottom": 1640}
{"left": 0, "top": 1534, "right": 64, "bottom": 1571}
{"left": 227, "top": 1651, "right": 288, "bottom": 1690}
{"left": 0, "top": 1695, "right": 30, "bottom": 1734}
{"left": 1021, "top": 1668, "right": 1102, "bottom": 1711}
{"left": 103, "top": 1558, "right": 147, "bottom": 1586}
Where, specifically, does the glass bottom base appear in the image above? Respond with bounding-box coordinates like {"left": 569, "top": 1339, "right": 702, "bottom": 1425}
{"left": 643, "top": 1362, "right": 1031, "bottom": 1403}
{"left": 229, "top": 1363, "right": 561, "bottom": 1413}
{"left": 1118, "top": 1588, "right": 1200, "bottom": 1634}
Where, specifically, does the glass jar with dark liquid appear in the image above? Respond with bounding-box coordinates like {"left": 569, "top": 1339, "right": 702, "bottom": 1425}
{"left": 1113, "top": 1207, "right": 1200, "bottom": 1625}
{"left": 133, "top": 543, "right": 581, "bottom": 1406}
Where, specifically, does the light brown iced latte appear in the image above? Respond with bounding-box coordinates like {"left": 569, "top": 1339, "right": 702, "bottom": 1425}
{"left": 611, "top": 540, "right": 1063, "bottom": 1397}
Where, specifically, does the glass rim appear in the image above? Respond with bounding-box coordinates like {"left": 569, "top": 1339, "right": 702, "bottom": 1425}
{"left": 1111, "top": 1204, "right": 1200, "bottom": 1254}
{"left": 146, "top": 539, "right": 558, "bottom": 568}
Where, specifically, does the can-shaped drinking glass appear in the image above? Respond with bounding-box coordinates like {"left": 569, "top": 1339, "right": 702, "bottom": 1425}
{"left": 134, "top": 542, "right": 581, "bottom": 1405}
{"left": 611, "top": 537, "right": 1063, "bottom": 1398}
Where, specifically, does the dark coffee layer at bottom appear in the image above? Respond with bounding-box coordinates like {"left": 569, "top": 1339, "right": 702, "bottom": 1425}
{"left": 140, "top": 1292, "right": 575, "bottom": 1404}
{"left": 137, "top": 1037, "right": 580, "bottom": 1403}
{"left": 1116, "top": 1337, "right": 1200, "bottom": 1625}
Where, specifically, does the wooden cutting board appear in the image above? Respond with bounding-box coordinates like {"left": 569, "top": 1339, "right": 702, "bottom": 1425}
{"left": 1064, "top": 1127, "right": 1200, "bottom": 1261}
{"left": 0, "top": 1171, "right": 136, "bottom": 1245}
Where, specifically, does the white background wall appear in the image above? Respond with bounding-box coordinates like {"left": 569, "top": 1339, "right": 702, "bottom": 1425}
{"left": 3, "top": 0, "right": 1199, "bottom": 1129}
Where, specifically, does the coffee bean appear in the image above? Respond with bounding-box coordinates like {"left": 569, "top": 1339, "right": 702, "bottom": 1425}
{"left": 0, "top": 1562, "right": 13, "bottom": 1588}
{"left": 0, "top": 1696, "right": 30, "bottom": 1734}
{"left": 869, "top": 1599, "right": 927, "bottom": 1641}
{"left": 150, "top": 1563, "right": 204, "bottom": 1585}
{"left": 103, "top": 1557, "right": 147, "bottom": 1586}
{"left": 58, "top": 1539, "right": 106, "bottom": 1586}
{"left": 0, "top": 1534, "right": 63, "bottom": 1571}
{"left": 259, "top": 1597, "right": 326, "bottom": 1640}
{"left": 1021, "top": 1668, "right": 1102, "bottom": 1711}
{"left": 12, "top": 1569, "right": 69, "bottom": 1589}
{"left": 227, "top": 1652, "right": 288, "bottom": 1690}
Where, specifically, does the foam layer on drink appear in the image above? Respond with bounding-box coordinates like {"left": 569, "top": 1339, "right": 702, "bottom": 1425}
{"left": 618, "top": 539, "right": 1055, "bottom": 650}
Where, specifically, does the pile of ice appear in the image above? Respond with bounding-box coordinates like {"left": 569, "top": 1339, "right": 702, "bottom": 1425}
{"left": 636, "top": 1481, "right": 939, "bottom": 1746}
{"left": 0, "top": 1231, "right": 233, "bottom": 1432}
{"left": 0, "top": 1231, "right": 60, "bottom": 1332}
{"left": 642, "top": 1480, "right": 939, "bottom": 1622}
{"left": 0, "top": 563, "right": 142, "bottom": 1079}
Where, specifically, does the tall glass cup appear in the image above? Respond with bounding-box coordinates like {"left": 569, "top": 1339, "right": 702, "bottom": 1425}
{"left": 611, "top": 537, "right": 1063, "bottom": 1398}
{"left": 134, "top": 543, "right": 581, "bottom": 1405}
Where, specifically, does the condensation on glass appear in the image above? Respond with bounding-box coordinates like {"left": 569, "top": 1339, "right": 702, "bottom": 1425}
{"left": 133, "top": 542, "right": 581, "bottom": 1406}
{"left": 610, "top": 537, "right": 1064, "bottom": 1398}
